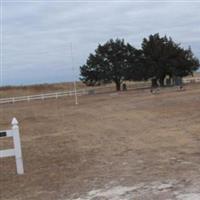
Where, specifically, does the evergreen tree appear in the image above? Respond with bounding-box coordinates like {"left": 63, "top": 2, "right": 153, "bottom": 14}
{"left": 80, "top": 39, "right": 140, "bottom": 91}
{"left": 142, "top": 33, "right": 199, "bottom": 86}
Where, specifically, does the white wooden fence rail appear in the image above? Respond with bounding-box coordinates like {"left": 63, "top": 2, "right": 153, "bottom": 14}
{"left": 0, "top": 78, "right": 199, "bottom": 105}
{"left": 0, "top": 82, "right": 150, "bottom": 104}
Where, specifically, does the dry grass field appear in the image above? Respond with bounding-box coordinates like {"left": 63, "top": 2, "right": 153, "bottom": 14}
{"left": 0, "top": 82, "right": 87, "bottom": 98}
{"left": 1, "top": 83, "right": 200, "bottom": 200}
{"left": 0, "top": 72, "right": 199, "bottom": 98}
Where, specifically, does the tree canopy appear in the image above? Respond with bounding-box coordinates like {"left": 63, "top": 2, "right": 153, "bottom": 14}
{"left": 80, "top": 34, "right": 199, "bottom": 90}
{"left": 80, "top": 39, "right": 140, "bottom": 91}
{"left": 142, "top": 33, "right": 199, "bottom": 86}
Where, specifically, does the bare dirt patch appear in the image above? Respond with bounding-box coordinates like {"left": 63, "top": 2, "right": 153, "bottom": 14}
{"left": 0, "top": 84, "right": 200, "bottom": 200}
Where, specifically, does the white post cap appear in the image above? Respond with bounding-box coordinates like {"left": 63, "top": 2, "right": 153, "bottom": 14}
{"left": 12, "top": 117, "right": 19, "bottom": 129}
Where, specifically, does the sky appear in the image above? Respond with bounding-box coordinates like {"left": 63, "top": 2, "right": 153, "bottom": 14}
{"left": 1, "top": 0, "right": 200, "bottom": 86}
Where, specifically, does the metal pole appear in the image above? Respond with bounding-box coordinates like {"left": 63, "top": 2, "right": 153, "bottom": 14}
{"left": 70, "top": 43, "right": 78, "bottom": 105}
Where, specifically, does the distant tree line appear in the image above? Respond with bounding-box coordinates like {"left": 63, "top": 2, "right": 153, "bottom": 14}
{"left": 80, "top": 33, "right": 200, "bottom": 91}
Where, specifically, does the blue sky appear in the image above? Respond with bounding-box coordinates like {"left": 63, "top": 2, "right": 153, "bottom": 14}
{"left": 1, "top": 0, "right": 200, "bottom": 86}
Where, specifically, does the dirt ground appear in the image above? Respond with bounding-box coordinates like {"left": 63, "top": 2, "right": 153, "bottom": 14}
{"left": 0, "top": 84, "right": 200, "bottom": 200}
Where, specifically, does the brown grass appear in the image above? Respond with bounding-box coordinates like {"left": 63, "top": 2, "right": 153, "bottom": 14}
{"left": 0, "top": 82, "right": 88, "bottom": 98}
{"left": 0, "top": 84, "right": 200, "bottom": 200}
{"left": 1, "top": 72, "right": 199, "bottom": 98}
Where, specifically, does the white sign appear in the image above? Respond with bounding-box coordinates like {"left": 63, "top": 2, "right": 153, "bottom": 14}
{"left": 0, "top": 118, "right": 24, "bottom": 175}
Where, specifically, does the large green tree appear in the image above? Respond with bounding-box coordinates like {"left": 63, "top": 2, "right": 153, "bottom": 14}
{"left": 80, "top": 39, "right": 141, "bottom": 91}
{"left": 142, "top": 33, "right": 199, "bottom": 86}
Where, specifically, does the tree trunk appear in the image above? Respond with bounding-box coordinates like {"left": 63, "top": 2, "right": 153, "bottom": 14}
{"left": 115, "top": 81, "right": 121, "bottom": 91}
{"left": 159, "top": 76, "right": 165, "bottom": 87}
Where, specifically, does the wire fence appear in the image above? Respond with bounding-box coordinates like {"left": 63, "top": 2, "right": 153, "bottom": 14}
{"left": 0, "top": 77, "right": 200, "bottom": 105}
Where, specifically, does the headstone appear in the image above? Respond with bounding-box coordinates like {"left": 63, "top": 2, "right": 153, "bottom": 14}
{"left": 88, "top": 89, "right": 95, "bottom": 95}
{"left": 122, "top": 83, "right": 127, "bottom": 91}
{"left": 166, "top": 78, "right": 172, "bottom": 86}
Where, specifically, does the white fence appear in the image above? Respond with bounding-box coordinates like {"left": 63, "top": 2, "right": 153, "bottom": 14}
{"left": 0, "top": 78, "right": 199, "bottom": 105}
{"left": 0, "top": 82, "right": 151, "bottom": 105}
{"left": 0, "top": 118, "right": 24, "bottom": 175}
{"left": 183, "top": 77, "right": 200, "bottom": 83}
{"left": 0, "top": 89, "right": 88, "bottom": 104}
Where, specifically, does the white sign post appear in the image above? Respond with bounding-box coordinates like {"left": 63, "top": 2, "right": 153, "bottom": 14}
{"left": 0, "top": 118, "right": 24, "bottom": 175}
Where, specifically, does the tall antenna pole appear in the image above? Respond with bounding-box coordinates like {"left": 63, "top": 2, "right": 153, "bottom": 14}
{"left": 0, "top": 0, "right": 3, "bottom": 87}
{"left": 70, "top": 43, "right": 78, "bottom": 105}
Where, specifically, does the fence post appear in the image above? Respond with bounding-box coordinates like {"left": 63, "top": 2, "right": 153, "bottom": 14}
{"left": 12, "top": 118, "right": 24, "bottom": 175}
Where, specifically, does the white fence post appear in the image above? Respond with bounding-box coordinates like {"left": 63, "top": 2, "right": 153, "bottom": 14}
{"left": 11, "top": 118, "right": 24, "bottom": 175}
{"left": 0, "top": 118, "right": 24, "bottom": 175}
